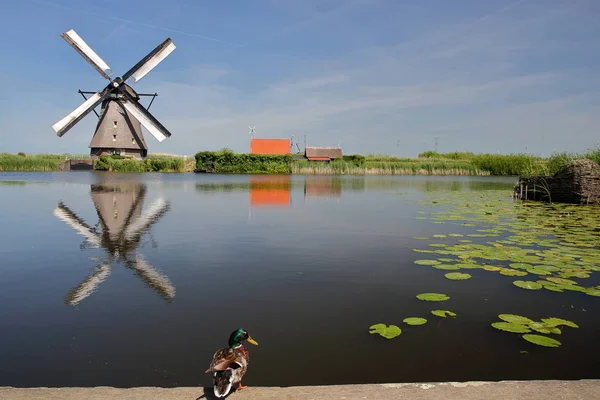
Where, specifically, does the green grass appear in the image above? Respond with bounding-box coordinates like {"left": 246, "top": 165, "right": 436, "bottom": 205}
{"left": 95, "top": 155, "right": 186, "bottom": 172}
{"left": 0, "top": 153, "right": 88, "bottom": 171}
{"left": 195, "top": 149, "right": 292, "bottom": 174}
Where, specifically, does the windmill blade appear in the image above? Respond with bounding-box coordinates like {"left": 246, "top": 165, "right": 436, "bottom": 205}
{"left": 119, "top": 96, "right": 172, "bottom": 142}
{"left": 121, "top": 38, "right": 176, "bottom": 83}
{"left": 123, "top": 198, "right": 170, "bottom": 240}
{"left": 61, "top": 29, "right": 112, "bottom": 81}
{"left": 53, "top": 202, "right": 102, "bottom": 248}
{"left": 52, "top": 90, "right": 109, "bottom": 137}
{"left": 64, "top": 263, "right": 112, "bottom": 306}
{"left": 128, "top": 254, "right": 176, "bottom": 300}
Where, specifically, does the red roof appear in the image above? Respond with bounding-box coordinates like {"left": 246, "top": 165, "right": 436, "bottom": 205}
{"left": 250, "top": 138, "right": 290, "bottom": 154}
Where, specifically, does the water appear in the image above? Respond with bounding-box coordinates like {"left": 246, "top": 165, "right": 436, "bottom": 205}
{"left": 0, "top": 172, "right": 599, "bottom": 388}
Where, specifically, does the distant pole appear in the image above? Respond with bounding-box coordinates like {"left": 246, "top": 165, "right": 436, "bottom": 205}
{"left": 434, "top": 136, "right": 439, "bottom": 153}
{"left": 304, "top": 134, "right": 307, "bottom": 150}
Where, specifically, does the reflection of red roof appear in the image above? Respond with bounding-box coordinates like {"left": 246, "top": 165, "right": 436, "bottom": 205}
{"left": 250, "top": 138, "right": 290, "bottom": 154}
{"left": 307, "top": 157, "right": 331, "bottom": 161}
{"left": 250, "top": 176, "right": 291, "bottom": 206}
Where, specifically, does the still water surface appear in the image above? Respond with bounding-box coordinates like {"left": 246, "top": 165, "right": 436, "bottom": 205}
{"left": 0, "top": 172, "right": 599, "bottom": 388}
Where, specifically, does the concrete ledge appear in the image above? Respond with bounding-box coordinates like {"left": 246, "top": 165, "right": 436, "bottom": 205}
{"left": 2, "top": 380, "right": 599, "bottom": 399}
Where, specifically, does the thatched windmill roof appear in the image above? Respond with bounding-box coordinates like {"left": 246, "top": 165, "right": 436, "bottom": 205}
{"left": 515, "top": 159, "right": 600, "bottom": 205}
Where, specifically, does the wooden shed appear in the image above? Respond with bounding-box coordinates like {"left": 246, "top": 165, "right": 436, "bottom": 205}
{"left": 250, "top": 138, "right": 291, "bottom": 155}
{"left": 514, "top": 159, "right": 600, "bottom": 205}
{"left": 304, "top": 146, "right": 343, "bottom": 161}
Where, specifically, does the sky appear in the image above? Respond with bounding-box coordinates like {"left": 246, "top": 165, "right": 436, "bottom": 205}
{"left": 0, "top": 0, "right": 599, "bottom": 157}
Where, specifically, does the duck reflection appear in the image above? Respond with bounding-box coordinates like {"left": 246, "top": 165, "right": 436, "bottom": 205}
{"left": 53, "top": 180, "right": 174, "bottom": 306}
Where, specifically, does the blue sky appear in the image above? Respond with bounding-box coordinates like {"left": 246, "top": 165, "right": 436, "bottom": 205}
{"left": 1, "top": 0, "right": 599, "bottom": 157}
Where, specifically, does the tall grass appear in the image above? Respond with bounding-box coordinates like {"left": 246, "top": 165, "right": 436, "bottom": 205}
{"left": 95, "top": 155, "right": 185, "bottom": 172}
{"left": 292, "top": 159, "right": 490, "bottom": 175}
{"left": 0, "top": 153, "right": 72, "bottom": 171}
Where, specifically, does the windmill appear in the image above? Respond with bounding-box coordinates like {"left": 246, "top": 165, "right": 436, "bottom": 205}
{"left": 51, "top": 29, "right": 177, "bottom": 159}
{"left": 248, "top": 125, "right": 256, "bottom": 138}
{"left": 53, "top": 180, "right": 174, "bottom": 306}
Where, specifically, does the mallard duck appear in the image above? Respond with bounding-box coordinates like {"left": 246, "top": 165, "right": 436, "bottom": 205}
{"left": 205, "top": 328, "right": 259, "bottom": 398}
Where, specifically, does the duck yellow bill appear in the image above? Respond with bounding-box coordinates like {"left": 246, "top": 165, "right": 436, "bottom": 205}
{"left": 247, "top": 336, "right": 259, "bottom": 345}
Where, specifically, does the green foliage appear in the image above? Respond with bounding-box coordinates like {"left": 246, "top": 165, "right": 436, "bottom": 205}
{"left": 195, "top": 150, "right": 292, "bottom": 174}
{"left": 369, "top": 324, "right": 402, "bottom": 339}
{"left": 95, "top": 155, "right": 184, "bottom": 172}
{"left": 403, "top": 317, "right": 427, "bottom": 326}
{"left": 431, "top": 310, "right": 456, "bottom": 318}
{"left": 0, "top": 153, "right": 72, "bottom": 171}
{"left": 416, "top": 293, "right": 450, "bottom": 301}
{"left": 491, "top": 322, "right": 532, "bottom": 333}
{"left": 522, "top": 334, "right": 561, "bottom": 348}
{"left": 342, "top": 154, "right": 366, "bottom": 166}
{"left": 445, "top": 272, "right": 471, "bottom": 280}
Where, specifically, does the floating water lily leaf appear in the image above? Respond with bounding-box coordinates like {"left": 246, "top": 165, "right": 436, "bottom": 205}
{"left": 546, "top": 277, "right": 577, "bottom": 285}
{"left": 414, "top": 259, "right": 441, "bottom": 266}
{"left": 369, "top": 324, "right": 402, "bottom": 339}
{"left": 429, "top": 244, "right": 447, "bottom": 248}
{"left": 522, "top": 334, "right": 561, "bottom": 348}
{"left": 483, "top": 265, "right": 502, "bottom": 272}
{"left": 403, "top": 317, "right": 427, "bottom": 326}
{"left": 541, "top": 318, "right": 579, "bottom": 329}
{"left": 433, "top": 234, "right": 447, "bottom": 238}
{"left": 448, "top": 233, "right": 463, "bottom": 237}
{"left": 416, "top": 293, "right": 450, "bottom": 301}
{"left": 529, "top": 322, "right": 561, "bottom": 335}
{"left": 413, "top": 237, "right": 430, "bottom": 240}
{"left": 431, "top": 310, "right": 456, "bottom": 318}
{"left": 585, "top": 288, "right": 600, "bottom": 297}
{"left": 445, "top": 272, "right": 472, "bottom": 280}
{"left": 500, "top": 269, "right": 528, "bottom": 277}
{"left": 513, "top": 280, "right": 542, "bottom": 290}
{"left": 498, "top": 314, "right": 534, "bottom": 325}
{"left": 491, "top": 322, "right": 531, "bottom": 333}
{"left": 433, "top": 264, "right": 462, "bottom": 271}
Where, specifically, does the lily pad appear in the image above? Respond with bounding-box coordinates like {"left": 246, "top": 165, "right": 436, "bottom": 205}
{"left": 513, "top": 280, "right": 543, "bottom": 290}
{"left": 522, "top": 334, "right": 561, "bottom": 348}
{"left": 586, "top": 288, "right": 600, "bottom": 297}
{"left": 431, "top": 310, "right": 456, "bottom": 318}
{"left": 491, "top": 322, "right": 531, "bottom": 333}
{"left": 413, "top": 237, "right": 430, "bottom": 240}
{"left": 483, "top": 265, "right": 502, "bottom": 272}
{"left": 498, "top": 314, "right": 534, "bottom": 325}
{"left": 445, "top": 272, "right": 472, "bottom": 280}
{"left": 546, "top": 277, "right": 577, "bottom": 285}
{"left": 416, "top": 293, "right": 450, "bottom": 301}
{"left": 403, "top": 317, "right": 427, "bottom": 326}
{"left": 414, "top": 259, "right": 441, "bottom": 266}
{"left": 541, "top": 318, "right": 579, "bottom": 329}
{"left": 529, "top": 322, "right": 561, "bottom": 335}
{"left": 500, "top": 269, "right": 528, "bottom": 277}
{"left": 369, "top": 324, "right": 402, "bottom": 339}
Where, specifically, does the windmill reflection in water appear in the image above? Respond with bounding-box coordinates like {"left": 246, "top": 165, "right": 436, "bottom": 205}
{"left": 53, "top": 181, "right": 174, "bottom": 306}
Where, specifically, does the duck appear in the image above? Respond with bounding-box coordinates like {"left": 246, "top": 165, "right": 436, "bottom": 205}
{"left": 205, "top": 328, "right": 259, "bottom": 398}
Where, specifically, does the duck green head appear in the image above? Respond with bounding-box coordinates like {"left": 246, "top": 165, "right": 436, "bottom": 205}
{"left": 229, "top": 328, "right": 259, "bottom": 348}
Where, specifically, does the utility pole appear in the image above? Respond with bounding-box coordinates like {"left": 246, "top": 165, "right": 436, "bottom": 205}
{"left": 434, "top": 136, "right": 439, "bottom": 153}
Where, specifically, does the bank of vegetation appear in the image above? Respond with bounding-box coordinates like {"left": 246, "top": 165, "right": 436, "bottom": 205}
{"left": 1, "top": 147, "right": 599, "bottom": 176}
{"left": 0, "top": 153, "right": 85, "bottom": 172}
{"left": 195, "top": 149, "right": 292, "bottom": 174}
{"left": 0, "top": 153, "right": 195, "bottom": 172}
